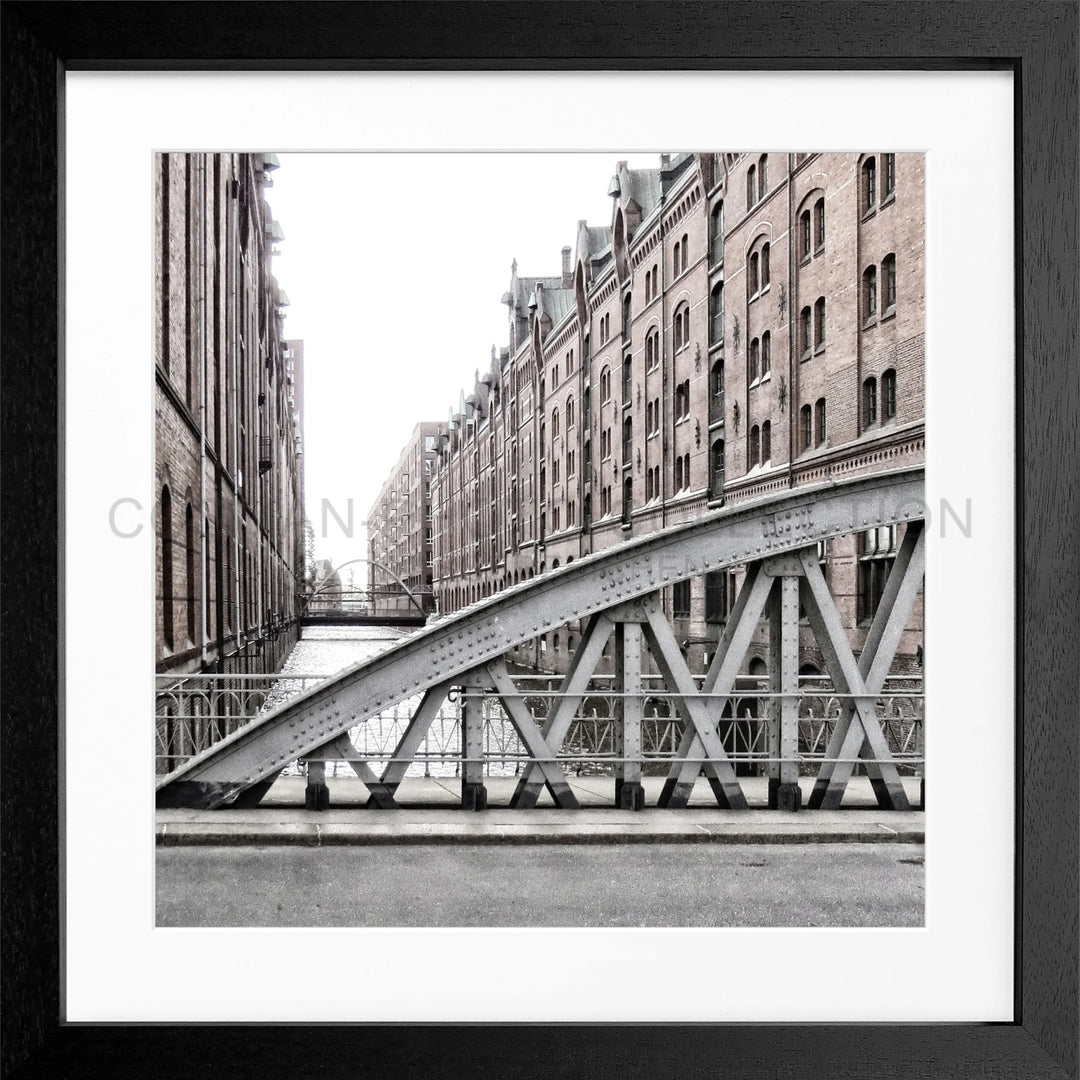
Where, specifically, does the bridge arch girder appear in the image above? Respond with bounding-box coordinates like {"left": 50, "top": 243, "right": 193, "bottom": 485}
{"left": 157, "top": 467, "right": 924, "bottom": 809}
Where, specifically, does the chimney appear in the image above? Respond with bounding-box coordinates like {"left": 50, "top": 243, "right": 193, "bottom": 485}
{"left": 561, "top": 245, "right": 573, "bottom": 288}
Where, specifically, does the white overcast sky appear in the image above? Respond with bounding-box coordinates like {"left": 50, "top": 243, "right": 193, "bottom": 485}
{"left": 265, "top": 152, "right": 660, "bottom": 577}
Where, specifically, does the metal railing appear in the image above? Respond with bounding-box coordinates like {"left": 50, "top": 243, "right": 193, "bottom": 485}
{"left": 157, "top": 671, "right": 923, "bottom": 780}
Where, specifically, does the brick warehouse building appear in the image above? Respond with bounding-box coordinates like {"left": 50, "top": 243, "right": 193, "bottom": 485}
{"left": 416, "top": 152, "right": 924, "bottom": 677}
{"left": 367, "top": 421, "right": 445, "bottom": 615}
{"left": 155, "top": 152, "right": 305, "bottom": 676}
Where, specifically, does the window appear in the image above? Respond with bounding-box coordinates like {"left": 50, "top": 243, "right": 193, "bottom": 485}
{"left": 672, "top": 242, "right": 681, "bottom": 278}
{"left": 552, "top": 408, "right": 560, "bottom": 439}
{"left": 884, "top": 153, "right": 896, "bottom": 199}
{"left": 601, "top": 427, "right": 611, "bottom": 460}
{"left": 761, "top": 242, "right": 770, "bottom": 289}
{"left": 814, "top": 297, "right": 826, "bottom": 349}
{"left": 676, "top": 380, "right": 691, "bottom": 421}
{"left": 622, "top": 355, "right": 632, "bottom": 403}
{"left": 623, "top": 416, "right": 633, "bottom": 462}
{"left": 882, "top": 368, "right": 897, "bottom": 419}
{"left": 862, "top": 156, "right": 877, "bottom": 214}
{"left": 539, "top": 377, "right": 545, "bottom": 406}
{"left": 673, "top": 579, "right": 691, "bottom": 618}
{"left": 161, "top": 486, "right": 174, "bottom": 650}
{"left": 705, "top": 569, "right": 735, "bottom": 622}
{"left": 863, "top": 265, "right": 877, "bottom": 322}
{"left": 883, "top": 253, "right": 897, "bottom": 311}
{"left": 673, "top": 304, "right": 690, "bottom": 352}
{"left": 858, "top": 525, "right": 898, "bottom": 621}
{"left": 680, "top": 234, "right": 689, "bottom": 273}
{"left": 815, "top": 197, "right": 825, "bottom": 249}
{"left": 761, "top": 331, "right": 771, "bottom": 378}
{"left": 185, "top": 504, "right": 196, "bottom": 643}
{"left": 651, "top": 397, "right": 661, "bottom": 435}
{"left": 761, "top": 420, "right": 771, "bottom": 462}
{"left": 711, "top": 201, "right": 724, "bottom": 264}
{"left": 747, "top": 163, "right": 757, "bottom": 207}
{"left": 622, "top": 476, "right": 633, "bottom": 524}
{"left": 711, "top": 438, "right": 725, "bottom": 495}
{"left": 711, "top": 359, "right": 725, "bottom": 405}
{"left": 646, "top": 468, "right": 654, "bottom": 501}
{"left": 800, "top": 404, "right": 812, "bottom": 450}
{"left": 539, "top": 421, "right": 546, "bottom": 456}
{"left": 710, "top": 282, "right": 724, "bottom": 344}
{"left": 749, "top": 424, "right": 760, "bottom": 466}
{"left": 800, "top": 307, "right": 812, "bottom": 358}
{"left": 800, "top": 210, "right": 811, "bottom": 260}
{"left": 674, "top": 455, "right": 683, "bottom": 491}
{"left": 567, "top": 396, "right": 575, "bottom": 428}
{"left": 622, "top": 293, "right": 632, "bottom": 339}
{"left": 568, "top": 449, "right": 575, "bottom": 477}
{"left": 749, "top": 337, "right": 760, "bottom": 383}
{"left": 815, "top": 398, "right": 827, "bottom": 445}
{"left": 600, "top": 366, "right": 611, "bottom": 402}
{"left": 749, "top": 251, "right": 759, "bottom": 296}
{"left": 758, "top": 154, "right": 768, "bottom": 200}
{"left": 646, "top": 327, "right": 660, "bottom": 370}
{"left": 863, "top": 376, "right": 878, "bottom": 426}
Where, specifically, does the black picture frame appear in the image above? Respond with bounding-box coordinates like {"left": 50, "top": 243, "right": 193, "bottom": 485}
{"left": 2, "top": 3, "right": 1077, "bottom": 1077}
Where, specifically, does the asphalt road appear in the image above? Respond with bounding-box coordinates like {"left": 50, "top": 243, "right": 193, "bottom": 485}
{"left": 156, "top": 843, "right": 923, "bottom": 927}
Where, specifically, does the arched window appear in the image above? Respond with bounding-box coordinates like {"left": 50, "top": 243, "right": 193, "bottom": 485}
{"left": 539, "top": 377, "right": 545, "bottom": 406}
{"left": 761, "top": 331, "right": 771, "bottom": 377}
{"left": 711, "top": 438, "right": 725, "bottom": 495}
{"left": 711, "top": 359, "right": 725, "bottom": 402}
{"left": 622, "top": 355, "right": 632, "bottom": 403}
{"left": 622, "top": 475, "right": 633, "bottom": 524}
{"left": 161, "top": 486, "right": 174, "bottom": 650}
{"left": 583, "top": 493, "right": 592, "bottom": 528}
{"left": 646, "top": 328, "right": 660, "bottom": 370}
{"left": 862, "top": 156, "right": 877, "bottom": 214}
{"left": 675, "top": 455, "right": 684, "bottom": 491}
{"left": 863, "top": 376, "right": 878, "bottom": 425}
{"left": 749, "top": 337, "right": 760, "bottom": 383}
{"left": 600, "top": 366, "right": 611, "bottom": 402}
{"left": 672, "top": 242, "right": 681, "bottom": 278}
{"left": 863, "top": 265, "right": 877, "bottom": 321}
{"left": 622, "top": 292, "right": 632, "bottom": 339}
{"left": 761, "top": 242, "right": 770, "bottom": 289}
{"left": 883, "top": 253, "right": 897, "bottom": 311}
{"left": 552, "top": 408, "right": 560, "bottom": 439}
{"left": 647, "top": 468, "right": 655, "bottom": 501}
{"left": 567, "top": 396, "right": 575, "bottom": 428}
{"left": 749, "top": 425, "right": 760, "bottom": 466}
{"left": 816, "top": 398, "right": 827, "bottom": 445}
{"left": 539, "top": 466, "right": 546, "bottom": 500}
{"left": 882, "top": 368, "right": 897, "bottom": 419}
{"left": 815, "top": 198, "right": 826, "bottom": 249}
{"left": 800, "top": 306, "right": 812, "bottom": 357}
{"left": 761, "top": 420, "right": 771, "bottom": 462}
{"left": 673, "top": 304, "right": 690, "bottom": 352}
{"left": 185, "top": 503, "right": 196, "bottom": 643}
{"left": 680, "top": 234, "right": 688, "bottom": 271}
{"left": 800, "top": 405, "right": 812, "bottom": 450}
{"left": 747, "top": 164, "right": 756, "bottom": 208}
{"left": 710, "top": 282, "right": 724, "bottom": 344}
{"left": 711, "top": 201, "right": 724, "bottom": 264}
{"left": 800, "top": 210, "right": 811, "bottom": 259}
{"left": 749, "top": 251, "right": 759, "bottom": 296}
{"left": 540, "top": 421, "right": 546, "bottom": 455}
{"left": 623, "top": 415, "right": 633, "bottom": 461}
{"left": 814, "top": 297, "right": 826, "bottom": 349}
{"left": 758, "top": 154, "right": 768, "bottom": 199}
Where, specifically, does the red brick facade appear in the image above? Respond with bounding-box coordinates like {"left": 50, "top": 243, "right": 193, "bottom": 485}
{"left": 155, "top": 153, "right": 304, "bottom": 675}
{"left": 421, "top": 153, "right": 923, "bottom": 675}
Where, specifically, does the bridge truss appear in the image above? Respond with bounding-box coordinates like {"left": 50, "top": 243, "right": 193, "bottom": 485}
{"left": 157, "top": 467, "right": 925, "bottom": 812}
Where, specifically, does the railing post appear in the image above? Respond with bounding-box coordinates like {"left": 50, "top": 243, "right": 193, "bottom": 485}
{"left": 614, "top": 621, "right": 645, "bottom": 810}
{"left": 460, "top": 688, "right": 487, "bottom": 810}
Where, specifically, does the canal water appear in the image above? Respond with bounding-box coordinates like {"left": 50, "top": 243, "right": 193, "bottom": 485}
{"left": 271, "top": 626, "right": 528, "bottom": 779}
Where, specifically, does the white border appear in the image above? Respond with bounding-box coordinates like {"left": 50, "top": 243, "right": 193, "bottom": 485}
{"left": 64, "top": 71, "right": 1014, "bottom": 1023}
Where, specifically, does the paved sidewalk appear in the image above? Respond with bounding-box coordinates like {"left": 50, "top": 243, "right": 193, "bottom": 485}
{"left": 157, "top": 775, "right": 924, "bottom": 847}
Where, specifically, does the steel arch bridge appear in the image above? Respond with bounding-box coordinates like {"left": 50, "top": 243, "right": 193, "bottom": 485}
{"left": 157, "top": 466, "right": 925, "bottom": 814}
